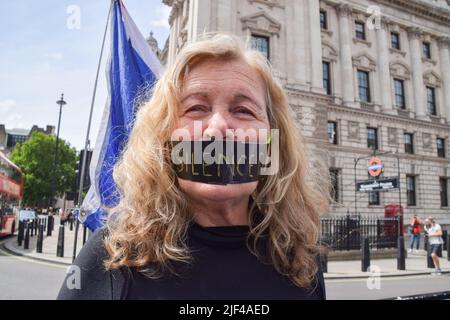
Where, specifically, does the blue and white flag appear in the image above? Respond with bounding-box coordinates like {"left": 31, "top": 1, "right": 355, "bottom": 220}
{"left": 81, "top": 0, "right": 161, "bottom": 231}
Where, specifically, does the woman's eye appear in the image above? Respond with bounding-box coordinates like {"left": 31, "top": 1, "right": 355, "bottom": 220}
{"left": 185, "top": 105, "right": 207, "bottom": 113}
{"left": 235, "top": 107, "right": 254, "bottom": 116}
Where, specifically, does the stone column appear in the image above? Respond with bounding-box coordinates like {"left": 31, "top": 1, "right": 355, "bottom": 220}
{"left": 376, "top": 18, "right": 395, "bottom": 114}
{"left": 407, "top": 27, "right": 428, "bottom": 120}
{"left": 438, "top": 36, "right": 450, "bottom": 124}
{"left": 285, "top": 0, "right": 307, "bottom": 87}
{"left": 337, "top": 3, "right": 356, "bottom": 107}
{"left": 308, "top": 0, "right": 324, "bottom": 93}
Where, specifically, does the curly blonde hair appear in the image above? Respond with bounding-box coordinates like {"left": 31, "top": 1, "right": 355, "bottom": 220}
{"left": 104, "top": 33, "right": 330, "bottom": 288}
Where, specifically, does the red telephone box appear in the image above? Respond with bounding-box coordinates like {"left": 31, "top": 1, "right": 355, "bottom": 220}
{"left": 385, "top": 204, "right": 404, "bottom": 237}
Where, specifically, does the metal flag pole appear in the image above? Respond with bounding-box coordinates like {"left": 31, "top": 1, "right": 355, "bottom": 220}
{"left": 72, "top": 0, "right": 115, "bottom": 263}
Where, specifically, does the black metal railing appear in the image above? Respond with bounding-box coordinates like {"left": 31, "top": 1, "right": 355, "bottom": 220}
{"left": 320, "top": 215, "right": 399, "bottom": 251}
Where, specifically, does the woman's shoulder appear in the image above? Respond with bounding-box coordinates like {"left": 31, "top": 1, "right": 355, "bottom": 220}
{"left": 56, "top": 227, "right": 129, "bottom": 300}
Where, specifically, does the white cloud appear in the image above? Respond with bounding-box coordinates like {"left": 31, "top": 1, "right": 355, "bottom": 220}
{"left": 45, "top": 52, "right": 64, "bottom": 61}
{"left": 149, "top": 6, "right": 170, "bottom": 29}
{"left": 0, "top": 99, "right": 16, "bottom": 111}
{"left": 0, "top": 100, "right": 24, "bottom": 128}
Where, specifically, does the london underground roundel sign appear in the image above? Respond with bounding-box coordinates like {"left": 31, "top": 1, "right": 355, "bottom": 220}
{"left": 368, "top": 157, "right": 383, "bottom": 177}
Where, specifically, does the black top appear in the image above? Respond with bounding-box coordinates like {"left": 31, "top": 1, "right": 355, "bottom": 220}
{"left": 57, "top": 220, "right": 326, "bottom": 300}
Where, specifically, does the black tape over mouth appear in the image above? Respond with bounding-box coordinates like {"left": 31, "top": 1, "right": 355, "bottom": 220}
{"left": 170, "top": 140, "right": 270, "bottom": 185}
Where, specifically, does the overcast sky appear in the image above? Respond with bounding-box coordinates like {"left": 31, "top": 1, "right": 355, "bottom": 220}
{"left": 0, "top": 0, "right": 170, "bottom": 150}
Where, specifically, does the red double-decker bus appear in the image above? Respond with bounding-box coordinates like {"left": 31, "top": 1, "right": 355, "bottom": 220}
{"left": 0, "top": 152, "right": 23, "bottom": 237}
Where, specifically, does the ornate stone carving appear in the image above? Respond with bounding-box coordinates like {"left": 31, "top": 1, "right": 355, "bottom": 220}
{"left": 352, "top": 52, "right": 377, "bottom": 71}
{"left": 390, "top": 61, "right": 411, "bottom": 79}
{"left": 423, "top": 70, "right": 442, "bottom": 87}
{"left": 322, "top": 41, "right": 339, "bottom": 62}
{"left": 240, "top": 11, "right": 281, "bottom": 37}
{"left": 407, "top": 27, "right": 423, "bottom": 39}
{"left": 438, "top": 36, "right": 450, "bottom": 49}
{"left": 348, "top": 121, "right": 360, "bottom": 141}
{"left": 388, "top": 127, "right": 398, "bottom": 145}
{"left": 422, "top": 132, "right": 433, "bottom": 150}
{"left": 337, "top": 3, "right": 352, "bottom": 18}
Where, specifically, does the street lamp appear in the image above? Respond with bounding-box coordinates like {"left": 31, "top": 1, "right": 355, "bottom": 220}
{"left": 49, "top": 93, "right": 67, "bottom": 209}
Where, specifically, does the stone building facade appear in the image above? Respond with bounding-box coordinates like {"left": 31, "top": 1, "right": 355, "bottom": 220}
{"left": 161, "top": 0, "right": 450, "bottom": 224}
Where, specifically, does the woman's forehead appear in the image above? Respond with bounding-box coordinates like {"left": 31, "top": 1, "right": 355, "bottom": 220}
{"left": 181, "top": 58, "right": 266, "bottom": 101}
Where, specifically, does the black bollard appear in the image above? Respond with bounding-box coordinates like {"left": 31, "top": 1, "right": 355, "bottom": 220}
{"left": 361, "top": 237, "right": 370, "bottom": 272}
{"left": 34, "top": 218, "right": 38, "bottom": 236}
{"left": 17, "top": 220, "right": 24, "bottom": 246}
{"left": 82, "top": 224, "right": 87, "bottom": 245}
{"left": 424, "top": 234, "right": 428, "bottom": 251}
{"left": 397, "top": 236, "right": 406, "bottom": 270}
{"left": 24, "top": 222, "right": 30, "bottom": 250}
{"left": 443, "top": 230, "right": 448, "bottom": 251}
{"left": 447, "top": 233, "right": 450, "bottom": 262}
{"left": 43, "top": 217, "right": 47, "bottom": 232}
{"left": 36, "top": 223, "right": 44, "bottom": 253}
{"left": 427, "top": 244, "right": 434, "bottom": 269}
{"left": 46, "top": 216, "right": 52, "bottom": 236}
{"left": 69, "top": 217, "right": 74, "bottom": 231}
{"left": 320, "top": 254, "right": 328, "bottom": 274}
{"left": 437, "top": 243, "right": 443, "bottom": 258}
{"left": 56, "top": 224, "right": 65, "bottom": 257}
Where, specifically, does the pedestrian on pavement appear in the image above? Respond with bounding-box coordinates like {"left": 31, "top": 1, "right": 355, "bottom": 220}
{"left": 424, "top": 216, "right": 444, "bottom": 275}
{"left": 57, "top": 34, "right": 330, "bottom": 300}
{"left": 408, "top": 214, "right": 422, "bottom": 253}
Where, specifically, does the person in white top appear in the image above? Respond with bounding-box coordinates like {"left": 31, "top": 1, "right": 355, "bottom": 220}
{"left": 424, "top": 216, "right": 444, "bottom": 275}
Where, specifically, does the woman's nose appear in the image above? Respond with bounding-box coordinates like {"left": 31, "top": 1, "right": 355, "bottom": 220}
{"left": 203, "top": 111, "right": 234, "bottom": 140}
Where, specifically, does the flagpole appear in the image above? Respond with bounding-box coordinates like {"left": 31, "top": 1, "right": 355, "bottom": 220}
{"left": 73, "top": 0, "right": 115, "bottom": 263}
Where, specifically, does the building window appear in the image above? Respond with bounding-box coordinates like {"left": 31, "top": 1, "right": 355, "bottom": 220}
{"left": 357, "top": 70, "right": 371, "bottom": 102}
{"left": 251, "top": 35, "right": 269, "bottom": 60}
{"left": 404, "top": 133, "right": 414, "bottom": 154}
{"left": 437, "top": 138, "right": 446, "bottom": 158}
{"left": 323, "top": 61, "right": 331, "bottom": 95}
{"left": 328, "top": 121, "right": 338, "bottom": 145}
{"left": 320, "top": 10, "right": 328, "bottom": 30}
{"left": 368, "top": 174, "right": 380, "bottom": 205}
{"left": 423, "top": 42, "right": 431, "bottom": 59}
{"left": 367, "top": 127, "right": 378, "bottom": 150}
{"left": 329, "top": 168, "right": 340, "bottom": 203}
{"left": 440, "top": 178, "right": 449, "bottom": 207}
{"left": 391, "top": 32, "right": 400, "bottom": 50}
{"left": 355, "top": 21, "right": 366, "bottom": 40}
{"left": 406, "top": 175, "right": 416, "bottom": 206}
{"left": 394, "top": 79, "right": 405, "bottom": 109}
{"left": 426, "top": 87, "right": 436, "bottom": 115}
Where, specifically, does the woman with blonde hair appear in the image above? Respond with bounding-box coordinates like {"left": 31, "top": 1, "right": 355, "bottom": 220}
{"left": 58, "top": 33, "right": 330, "bottom": 300}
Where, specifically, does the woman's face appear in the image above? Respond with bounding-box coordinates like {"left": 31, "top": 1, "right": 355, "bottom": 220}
{"left": 174, "top": 57, "right": 270, "bottom": 203}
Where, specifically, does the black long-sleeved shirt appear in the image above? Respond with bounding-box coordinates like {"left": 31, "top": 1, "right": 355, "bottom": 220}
{"left": 57, "top": 220, "right": 326, "bottom": 300}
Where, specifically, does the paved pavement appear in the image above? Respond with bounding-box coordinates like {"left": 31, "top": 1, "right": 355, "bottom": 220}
{"left": 2, "top": 219, "right": 450, "bottom": 279}
{"left": 326, "top": 250, "right": 450, "bottom": 279}
{"left": 3, "top": 216, "right": 86, "bottom": 265}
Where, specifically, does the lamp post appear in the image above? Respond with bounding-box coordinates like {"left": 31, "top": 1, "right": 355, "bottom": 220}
{"left": 49, "top": 94, "right": 67, "bottom": 209}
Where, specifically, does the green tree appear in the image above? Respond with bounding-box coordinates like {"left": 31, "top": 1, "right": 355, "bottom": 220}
{"left": 10, "top": 132, "right": 78, "bottom": 207}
